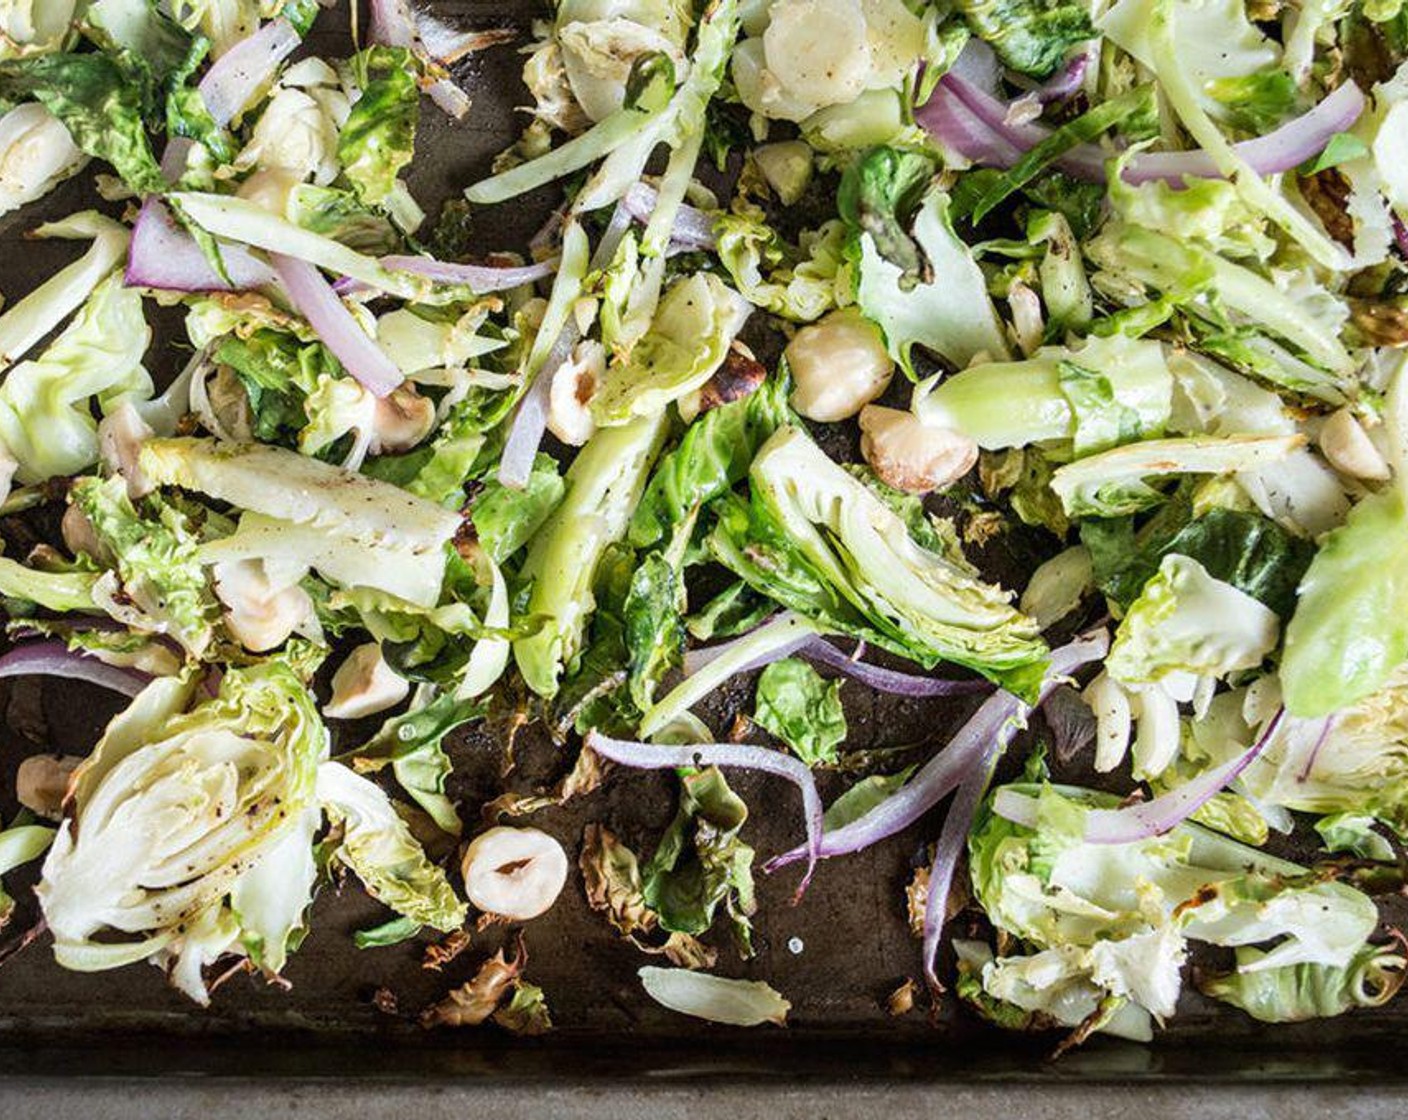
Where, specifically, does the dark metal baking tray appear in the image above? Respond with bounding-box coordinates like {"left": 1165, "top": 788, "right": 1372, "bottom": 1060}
{"left": 0, "top": 1, "right": 1404, "bottom": 1105}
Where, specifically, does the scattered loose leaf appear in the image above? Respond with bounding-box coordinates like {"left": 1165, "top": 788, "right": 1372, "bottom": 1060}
{"left": 639, "top": 966, "right": 791, "bottom": 1026}
{"left": 492, "top": 980, "right": 554, "bottom": 1036}
{"left": 888, "top": 978, "right": 918, "bottom": 1016}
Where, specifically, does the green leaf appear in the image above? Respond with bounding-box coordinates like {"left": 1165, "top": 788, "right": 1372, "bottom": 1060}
{"left": 1081, "top": 498, "right": 1314, "bottom": 619}
{"left": 385, "top": 387, "right": 514, "bottom": 508}
{"left": 1050, "top": 434, "right": 1299, "bottom": 519}
{"left": 1058, "top": 359, "right": 1151, "bottom": 455}
{"left": 629, "top": 373, "right": 791, "bottom": 551}
{"left": 1281, "top": 486, "right": 1408, "bottom": 717}
{"left": 1299, "top": 132, "right": 1372, "bottom": 175}
{"left": 642, "top": 766, "right": 757, "bottom": 955}
{"left": 165, "top": 38, "right": 236, "bottom": 167}
{"left": 0, "top": 819, "right": 55, "bottom": 928}
{"left": 1205, "top": 68, "right": 1300, "bottom": 134}
{"left": 286, "top": 184, "right": 401, "bottom": 255}
{"left": 0, "top": 557, "right": 100, "bottom": 614}
{"left": 752, "top": 658, "right": 847, "bottom": 766}
{"left": 590, "top": 272, "right": 748, "bottom": 425}
{"left": 971, "top": 780, "right": 1385, "bottom": 1025}
{"left": 0, "top": 52, "right": 164, "bottom": 193}
{"left": 344, "top": 693, "right": 488, "bottom": 837}
{"left": 1105, "top": 554, "right": 1279, "bottom": 685}
{"left": 916, "top": 335, "right": 1171, "bottom": 453}
{"left": 318, "top": 761, "right": 467, "bottom": 932}
{"left": 553, "top": 544, "right": 640, "bottom": 738}
{"left": 713, "top": 211, "right": 846, "bottom": 322}
{"left": 215, "top": 330, "right": 336, "bottom": 446}
{"left": 822, "top": 767, "right": 916, "bottom": 831}
{"left": 82, "top": 0, "right": 197, "bottom": 83}
{"left": 850, "top": 183, "right": 1011, "bottom": 376}
{"left": 685, "top": 580, "right": 775, "bottom": 642}
{"left": 623, "top": 551, "right": 685, "bottom": 711}
{"left": 353, "top": 914, "right": 423, "bottom": 949}
{"left": 338, "top": 47, "right": 421, "bottom": 207}
{"left": 72, "top": 476, "right": 220, "bottom": 659}
{"left": 712, "top": 425, "right": 1048, "bottom": 698}
{"left": 1315, "top": 813, "right": 1396, "bottom": 862}
{"left": 470, "top": 454, "right": 566, "bottom": 564}
{"left": 0, "top": 271, "right": 153, "bottom": 483}
{"left": 1019, "top": 172, "right": 1107, "bottom": 240}
{"left": 1199, "top": 942, "right": 1407, "bottom": 1023}
{"left": 953, "top": 0, "right": 1095, "bottom": 76}
{"left": 513, "top": 413, "right": 669, "bottom": 698}
{"left": 837, "top": 147, "right": 936, "bottom": 286}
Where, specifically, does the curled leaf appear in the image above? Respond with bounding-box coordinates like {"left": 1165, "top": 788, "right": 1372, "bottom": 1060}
{"left": 581, "top": 823, "right": 656, "bottom": 939}
{"left": 420, "top": 937, "right": 525, "bottom": 1028}
{"left": 579, "top": 823, "right": 717, "bottom": 968}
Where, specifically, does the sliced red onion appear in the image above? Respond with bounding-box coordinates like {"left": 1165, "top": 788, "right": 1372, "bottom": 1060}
{"left": 682, "top": 624, "right": 984, "bottom": 699}
{"left": 993, "top": 707, "right": 1285, "bottom": 843}
{"left": 799, "top": 637, "right": 989, "bottom": 698}
{"left": 381, "top": 254, "right": 558, "bottom": 291}
{"left": 917, "top": 86, "right": 1025, "bottom": 168}
{"left": 0, "top": 641, "right": 151, "bottom": 698}
{"left": 198, "top": 18, "right": 301, "bottom": 127}
{"left": 497, "top": 201, "right": 631, "bottom": 488}
{"left": 368, "top": 0, "right": 490, "bottom": 121}
{"left": 1393, "top": 214, "right": 1408, "bottom": 258}
{"left": 928, "top": 73, "right": 1366, "bottom": 185}
{"left": 126, "top": 199, "right": 275, "bottom": 292}
{"left": 1032, "top": 51, "right": 1090, "bottom": 103}
{"left": 529, "top": 204, "right": 568, "bottom": 257}
{"left": 1001, "top": 51, "right": 1091, "bottom": 128}
{"left": 1297, "top": 715, "right": 1334, "bottom": 783}
{"left": 427, "top": 79, "right": 472, "bottom": 120}
{"left": 335, "top": 254, "right": 560, "bottom": 297}
{"left": 585, "top": 731, "right": 824, "bottom": 895}
{"left": 765, "top": 631, "right": 1109, "bottom": 871}
{"left": 269, "top": 253, "right": 403, "bottom": 397}
{"left": 949, "top": 38, "right": 1000, "bottom": 96}
{"left": 939, "top": 73, "right": 1109, "bottom": 179}
{"left": 921, "top": 744, "right": 1000, "bottom": 990}
{"left": 1131, "top": 81, "right": 1366, "bottom": 183}
{"left": 496, "top": 332, "right": 565, "bottom": 489}
{"left": 623, "top": 183, "right": 718, "bottom": 251}
{"left": 160, "top": 137, "right": 195, "bottom": 185}
{"left": 369, "top": 0, "right": 417, "bottom": 47}
{"left": 415, "top": 17, "right": 518, "bottom": 64}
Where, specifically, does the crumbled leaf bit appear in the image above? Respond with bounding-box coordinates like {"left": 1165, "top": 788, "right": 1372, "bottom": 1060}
{"left": 888, "top": 978, "right": 918, "bottom": 1016}
{"left": 752, "top": 658, "right": 847, "bottom": 766}
{"left": 906, "top": 866, "right": 930, "bottom": 939}
{"left": 423, "top": 928, "right": 473, "bottom": 971}
{"left": 481, "top": 746, "right": 605, "bottom": 822}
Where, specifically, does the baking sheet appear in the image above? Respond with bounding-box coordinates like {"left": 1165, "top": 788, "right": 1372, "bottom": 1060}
{"left": 0, "top": 0, "right": 1404, "bottom": 1080}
